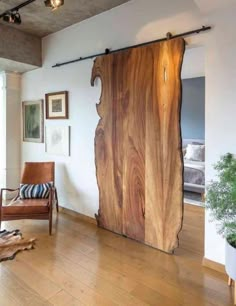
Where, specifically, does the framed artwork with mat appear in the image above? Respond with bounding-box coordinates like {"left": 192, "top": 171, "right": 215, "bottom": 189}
{"left": 45, "top": 91, "right": 68, "bottom": 119}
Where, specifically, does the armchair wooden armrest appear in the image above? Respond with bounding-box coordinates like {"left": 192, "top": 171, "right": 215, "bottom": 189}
{"left": 0, "top": 188, "right": 20, "bottom": 206}
{"left": 1, "top": 188, "right": 19, "bottom": 192}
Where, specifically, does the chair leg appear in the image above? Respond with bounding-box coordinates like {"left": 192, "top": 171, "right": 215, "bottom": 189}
{"left": 49, "top": 202, "right": 53, "bottom": 235}
{"left": 55, "top": 188, "right": 59, "bottom": 213}
{"left": 49, "top": 214, "right": 52, "bottom": 235}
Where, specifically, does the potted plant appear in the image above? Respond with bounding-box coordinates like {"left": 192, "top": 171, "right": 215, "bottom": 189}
{"left": 206, "top": 153, "right": 236, "bottom": 291}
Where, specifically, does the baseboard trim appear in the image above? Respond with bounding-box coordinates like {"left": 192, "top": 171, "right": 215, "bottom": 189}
{"left": 202, "top": 257, "right": 226, "bottom": 274}
{"left": 59, "top": 206, "right": 97, "bottom": 225}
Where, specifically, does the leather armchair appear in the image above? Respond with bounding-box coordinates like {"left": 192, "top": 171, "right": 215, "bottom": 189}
{"left": 0, "top": 162, "right": 59, "bottom": 235}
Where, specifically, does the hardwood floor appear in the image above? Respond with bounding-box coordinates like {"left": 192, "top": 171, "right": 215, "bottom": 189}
{"left": 0, "top": 204, "right": 233, "bottom": 306}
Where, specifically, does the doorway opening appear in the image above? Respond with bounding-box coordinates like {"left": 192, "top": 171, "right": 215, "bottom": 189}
{"left": 179, "top": 46, "right": 205, "bottom": 258}
{"left": 181, "top": 46, "right": 205, "bottom": 207}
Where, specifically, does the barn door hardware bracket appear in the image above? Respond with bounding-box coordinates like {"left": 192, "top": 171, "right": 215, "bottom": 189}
{"left": 52, "top": 25, "right": 212, "bottom": 68}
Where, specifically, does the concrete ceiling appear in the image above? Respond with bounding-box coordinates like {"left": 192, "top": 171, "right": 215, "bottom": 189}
{"left": 194, "top": 0, "right": 236, "bottom": 13}
{"left": 0, "top": 58, "right": 38, "bottom": 73}
{"left": 0, "top": 0, "right": 130, "bottom": 37}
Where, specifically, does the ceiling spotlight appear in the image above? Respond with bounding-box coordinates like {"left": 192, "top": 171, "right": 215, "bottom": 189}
{"left": 44, "top": 0, "right": 64, "bottom": 10}
{"left": 3, "top": 11, "right": 21, "bottom": 24}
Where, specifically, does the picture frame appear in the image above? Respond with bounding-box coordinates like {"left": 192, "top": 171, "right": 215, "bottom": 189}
{"left": 22, "top": 100, "right": 44, "bottom": 143}
{"left": 45, "top": 125, "right": 70, "bottom": 156}
{"left": 45, "top": 91, "right": 68, "bottom": 119}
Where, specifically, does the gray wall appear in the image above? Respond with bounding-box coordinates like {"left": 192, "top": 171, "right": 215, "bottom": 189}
{"left": 181, "top": 77, "right": 205, "bottom": 140}
{"left": 0, "top": 24, "right": 41, "bottom": 67}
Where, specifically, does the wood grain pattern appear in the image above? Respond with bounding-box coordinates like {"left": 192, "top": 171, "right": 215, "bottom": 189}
{"left": 91, "top": 38, "right": 185, "bottom": 253}
{"left": 145, "top": 39, "right": 185, "bottom": 252}
{"left": 122, "top": 48, "right": 147, "bottom": 241}
{"left": 92, "top": 54, "right": 123, "bottom": 235}
{"left": 0, "top": 206, "right": 233, "bottom": 306}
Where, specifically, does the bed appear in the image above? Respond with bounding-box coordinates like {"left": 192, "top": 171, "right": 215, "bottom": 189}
{"left": 183, "top": 139, "right": 205, "bottom": 196}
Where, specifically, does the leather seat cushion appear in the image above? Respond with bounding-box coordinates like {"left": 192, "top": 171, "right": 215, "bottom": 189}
{"left": 2, "top": 199, "right": 49, "bottom": 215}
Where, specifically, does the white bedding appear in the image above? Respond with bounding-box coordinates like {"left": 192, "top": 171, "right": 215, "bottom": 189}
{"left": 184, "top": 159, "right": 205, "bottom": 186}
{"left": 184, "top": 159, "right": 205, "bottom": 169}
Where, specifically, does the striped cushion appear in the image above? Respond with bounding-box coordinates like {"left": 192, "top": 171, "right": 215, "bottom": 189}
{"left": 19, "top": 182, "right": 53, "bottom": 199}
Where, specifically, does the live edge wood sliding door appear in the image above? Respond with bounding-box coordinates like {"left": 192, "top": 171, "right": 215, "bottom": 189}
{"left": 91, "top": 38, "right": 185, "bottom": 253}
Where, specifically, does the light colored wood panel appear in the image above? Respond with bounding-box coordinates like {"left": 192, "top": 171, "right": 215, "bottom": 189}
{"left": 69, "top": 224, "right": 228, "bottom": 306}
{"left": 56, "top": 213, "right": 231, "bottom": 306}
{"left": 78, "top": 256, "right": 138, "bottom": 293}
{"left": 0, "top": 283, "right": 23, "bottom": 306}
{"left": 20, "top": 243, "right": 148, "bottom": 306}
{"left": 85, "top": 247, "right": 231, "bottom": 306}
{"left": 131, "top": 283, "right": 184, "bottom": 306}
{"left": 0, "top": 265, "right": 52, "bottom": 306}
{"left": 4, "top": 257, "right": 61, "bottom": 300}
{"left": 1, "top": 207, "right": 233, "bottom": 306}
{"left": 18, "top": 251, "right": 118, "bottom": 306}
{"left": 145, "top": 38, "right": 185, "bottom": 253}
{"left": 32, "top": 222, "right": 140, "bottom": 294}
{"left": 48, "top": 290, "right": 85, "bottom": 306}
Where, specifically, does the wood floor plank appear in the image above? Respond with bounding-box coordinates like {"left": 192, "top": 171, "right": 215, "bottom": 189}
{"left": 131, "top": 284, "right": 182, "bottom": 306}
{"left": 17, "top": 253, "right": 118, "bottom": 306}
{"left": 0, "top": 265, "right": 52, "bottom": 306}
{"left": 1, "top": 205, "right": 234, "bottom": 306}
{"left": 32, "top": 210, "right": 231, "bottom": 306}
{"left": 48, "top": 290, "right": 85, "bottom": 306}
{"left": 3, "top": 258, "right": 61, "bottom": 300}
{"left": 0, "top": 281, "right": 24, "bottom": 306}
{"left": 78, "top": 256, "right": 138, "bottom": 293}
{"left": 19, "top": 245, "right": 148, "bottom": 306}
{"left": 54, "top": 210, "right": 231, "bottom": 306}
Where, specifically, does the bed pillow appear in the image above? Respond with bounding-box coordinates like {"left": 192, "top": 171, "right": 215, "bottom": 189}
{"left": 19, "top": 182, "right": 53, "bottom": 199}
{"left": 185, "top": 144, "right": 205, "bottom": 162}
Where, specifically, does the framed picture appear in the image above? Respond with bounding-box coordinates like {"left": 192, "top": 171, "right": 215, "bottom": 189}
{"left": 45, "top": 91, "right": 68, "bottom": 119}
{"left": 45, "top": 125, "right": 70, "bottom": 156}
{"left": 22, "top": 100, "right": 44, "bottom": 143}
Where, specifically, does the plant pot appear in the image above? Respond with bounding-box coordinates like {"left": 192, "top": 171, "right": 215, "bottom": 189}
{"left": 225, "top": 239, "right": 236, "bottom": 280}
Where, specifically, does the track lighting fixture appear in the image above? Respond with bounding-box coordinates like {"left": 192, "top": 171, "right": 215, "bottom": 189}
{"left": 44, "top": 0, "right": 64, "bottom": 10}
{"left": 3, "top": 11, "right": 21, "bottom": 24}
{"left": 0, "top": 0, "right": 65, "bottom": 26}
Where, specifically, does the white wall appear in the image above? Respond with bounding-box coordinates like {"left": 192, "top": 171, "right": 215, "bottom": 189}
{"left": 1, "top": 72, "right": 21, "bottom": 191}
{"left": 182, "top": 46, "right": 205, "bottom": 79}
{"left": 204, "top": 7, "right": 236, "bottom": 264}
{"left": 21, "top": 0, "right": 236, "bottom": 265}
{"left": 22, "top": 63, "right": 100, "bottom": 216}
{"left": 0, "top": 73, "right": 5, "bottom": 188}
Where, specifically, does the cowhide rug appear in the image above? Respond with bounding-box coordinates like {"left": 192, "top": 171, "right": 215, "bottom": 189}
{"left": 0, "top": 229, "right": 36, "bottom": 262}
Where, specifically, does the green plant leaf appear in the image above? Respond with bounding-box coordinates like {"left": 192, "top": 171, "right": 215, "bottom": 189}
{"left": 206, "top": 153, "right": 236, "bottom": 246}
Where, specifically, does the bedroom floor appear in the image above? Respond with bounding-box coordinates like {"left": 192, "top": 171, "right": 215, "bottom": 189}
{"left": 0, "top": 205, "right": 233, "bottom": 306}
